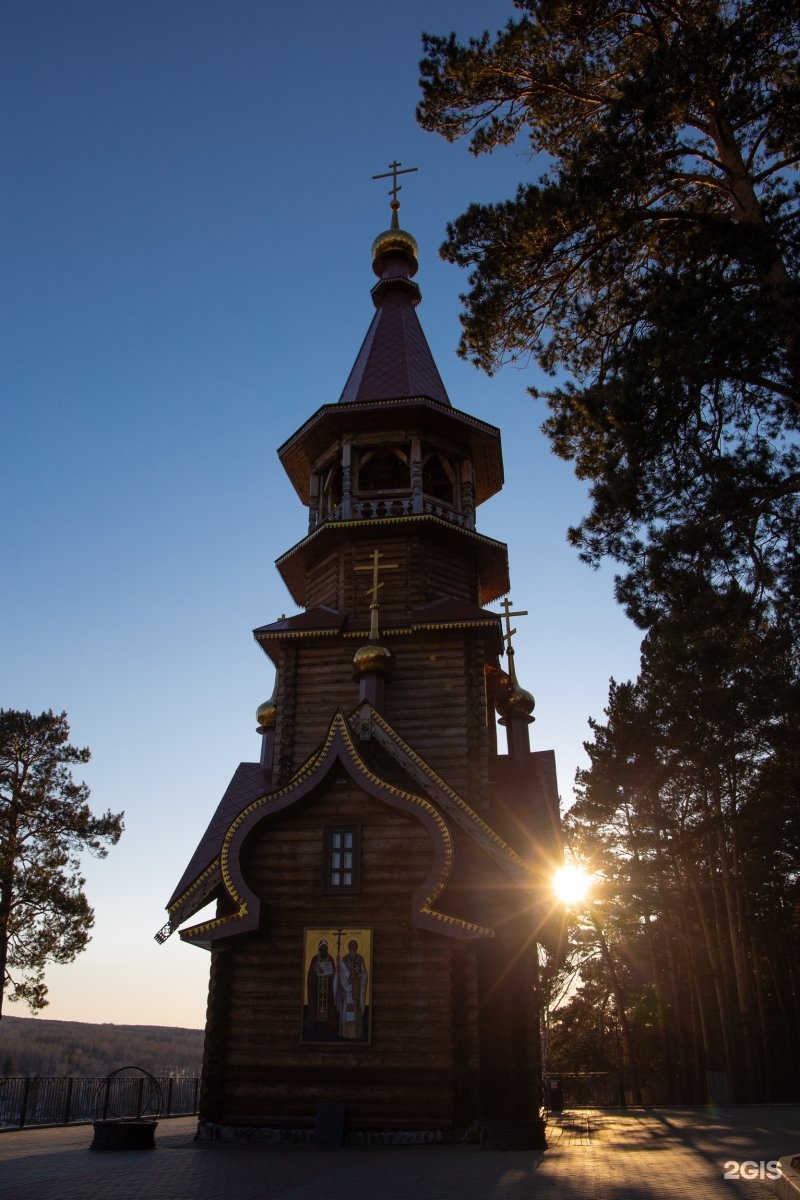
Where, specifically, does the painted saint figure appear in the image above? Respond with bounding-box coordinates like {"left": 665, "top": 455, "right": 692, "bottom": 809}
{"left": 335, "top": 939, "right": 368, "bottom": 1039}
{"left": 306, "top": 938, "right": 337, "bottom": 1034}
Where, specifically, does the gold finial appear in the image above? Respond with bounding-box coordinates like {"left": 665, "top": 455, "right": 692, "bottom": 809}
{"left": 355, "top": 549, "right": 399, "bottom": 641}
{"left": 372, "top": 160, "right": 418, "bottom": 228}
{"left": 256, "top": 670, "right": 279, "bottom": 732}
{"left": 353, "top": 640, "right": 393, "bottom": 676}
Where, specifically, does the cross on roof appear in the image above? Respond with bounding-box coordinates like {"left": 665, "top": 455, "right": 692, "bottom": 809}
{"left": 499, "top": 597, "right": 528, "bottom": 656}
{"left": 355, "top": 549, "right": 399, "bottom": 606}
{"left": 355, "top": 549, "right": 399, "bottom": 640}
{"left": 372, "top": 160, "right": 418, "bottom": 205}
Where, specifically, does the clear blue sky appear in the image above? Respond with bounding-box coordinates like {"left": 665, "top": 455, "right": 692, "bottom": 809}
{"left": 1, "top": 0, "right": 641, "bottom": 1028}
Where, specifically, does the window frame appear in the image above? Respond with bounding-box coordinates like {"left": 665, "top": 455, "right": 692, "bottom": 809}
{"left": 322, "top": 824, "right": 362, "bottom": 895}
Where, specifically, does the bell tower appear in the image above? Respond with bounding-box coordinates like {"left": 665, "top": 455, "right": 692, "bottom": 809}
{"left": 161, "top": 171, "right": 562, "bottom": 1148}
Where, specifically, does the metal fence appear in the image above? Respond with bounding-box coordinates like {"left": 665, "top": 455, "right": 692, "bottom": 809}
{"left": 0, "top": 1075, "right": 200, "bottom": 1130}
{"left": 546, "top": 1071, "right": 624, "bottom": 1108}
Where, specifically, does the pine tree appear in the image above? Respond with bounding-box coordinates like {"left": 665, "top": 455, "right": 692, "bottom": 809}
{"left": 565, "top": 589, "right": 800, "bottom": 1100}
{"left": 0, "top": 709, "right": 124, "bottom": 1018}
{"left": 418, "top": 0, "right": 800, "bottom": 627}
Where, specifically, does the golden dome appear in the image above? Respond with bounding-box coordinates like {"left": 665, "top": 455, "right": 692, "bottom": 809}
{"left": 372, "top": 228, "right": 419, "bottom": 277}
{"left": 353, "top": 641, "right": 393, "bottom": 675}
{"left": 495, "top": 676, "right": 535, "bottom": 722}
{"left": 256, "top": 696, "right": 277, "bottom": 732}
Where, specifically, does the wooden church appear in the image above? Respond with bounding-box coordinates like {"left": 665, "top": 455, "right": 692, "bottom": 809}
{"left": 160, "top": 172, "right": 563, "bottom": 1147}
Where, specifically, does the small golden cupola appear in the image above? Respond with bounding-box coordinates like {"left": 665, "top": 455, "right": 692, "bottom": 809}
{"left": 255, "top": 671, "right": 279, "bottom": 775}
{"left": 495, "top": 665, "right": 535, "bottom": 721}
{"left": 352, "top": 641, "right": 393, "bottom": 675}
{"left": 255, "top": 691, "right": 277, "bottom": 732}
{"left": 370, "top": 194, "right": 420, "bottom": 306}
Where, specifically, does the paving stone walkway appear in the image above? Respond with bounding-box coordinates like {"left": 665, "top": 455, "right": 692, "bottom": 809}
{"left": 1, "top": 1107, "right": 797, "bottom": 1200}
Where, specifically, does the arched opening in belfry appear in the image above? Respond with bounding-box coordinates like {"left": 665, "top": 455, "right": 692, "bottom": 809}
{"left": 320, "top": 460, "right": 342, "bottom": 517}
{"left": 356, "top": 445, "right": 410, "bottom": 495}
{"left": 422, "top": 447, "right": 455, "bottom": 506}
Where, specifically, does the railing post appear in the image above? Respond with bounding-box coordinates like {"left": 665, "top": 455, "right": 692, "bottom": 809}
{"left": 19, "top": 1077, "right": 31, "bottom": 1128}
{"left": 308, "top": 472, "right": 320, "bottom": 532}
{"left": 2, "top": 1073, "right": 205, "bottom": 1127}
{"left": 411, "top": 435, "right": 423, "bottom": 513}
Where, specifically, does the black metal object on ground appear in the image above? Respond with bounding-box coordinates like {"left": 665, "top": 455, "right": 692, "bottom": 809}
{"left": 546, "top": 1075, "right": 564, "bottom": 1112}
{"left": 90, "top": 1119, "right": 158, "bottom": 1150}
{"left": 90, "top": 1067, "right": 163, "bottom": 1151}
{"left": 314, "top": 1102, "right": 346, "bottom": 1145}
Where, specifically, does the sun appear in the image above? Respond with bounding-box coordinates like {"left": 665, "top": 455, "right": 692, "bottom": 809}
{"left": 553, "top": 865, "right": 592, "bottom": 905}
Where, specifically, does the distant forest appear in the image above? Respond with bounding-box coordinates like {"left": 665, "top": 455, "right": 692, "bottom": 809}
{"left": 0, "top": 1016, "right": 204, "bottom": 1078}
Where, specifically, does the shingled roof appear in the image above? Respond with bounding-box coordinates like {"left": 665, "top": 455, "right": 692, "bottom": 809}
{"left": 338, "top": 288, "right": 451, "bottom": 407}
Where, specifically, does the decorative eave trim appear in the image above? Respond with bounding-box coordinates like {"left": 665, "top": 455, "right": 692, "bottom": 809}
{"left": 167, "top": 860, "right": 222, "bottom": 926}
{"left": 361, "top": 706, "right": 535, "bottom": 880}
{"left": 275, "top": 514, "right": 508, "bottom": 570}
{"left": 254, "top": 617, "right": 501, "bottom": 644}
{"left": 277, "top": 396, "right": 500, "bottom": 459}
{"left": 177, "top": 711, "right": 494, "bottom": 946}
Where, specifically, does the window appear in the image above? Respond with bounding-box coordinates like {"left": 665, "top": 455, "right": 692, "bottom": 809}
{"left": 323, "top": 825, "right": 361, "bottom": 893}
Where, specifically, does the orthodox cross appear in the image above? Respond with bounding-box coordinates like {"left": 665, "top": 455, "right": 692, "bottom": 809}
{"left": 371, "top": 159, "right": 419, "bottom": 218}
{"left": 355, "top": 549, "right": 399, "bottom": 640}
{"left": 372, "top": 160, "right": 418, "bottom": 204}
{"left": 328, "top": 928, "right": 350, "bottom": 961}
{"left": 499, "top": 597, "right": 528, "bottom": 666}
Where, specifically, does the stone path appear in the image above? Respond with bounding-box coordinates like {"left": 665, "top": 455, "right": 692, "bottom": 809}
{"left": 0, "top": 1107, "right": 797, "bottom": 1200}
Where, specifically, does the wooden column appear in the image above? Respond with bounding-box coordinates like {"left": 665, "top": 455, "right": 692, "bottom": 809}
{"left": 274, "top": 644, "right": 297, "bottom": 787}
{"left": 410, "top": 435, "right": 423, "bottom": 514}
{"left": 451, "top": 946, "right": 480, "bottom": 1128}
{"left": 308, "top": 472, "right": 320, "bottom": 532}
{"left": 460, "top": 460, "right": 476, "bottom": 529}
{"left": 341, "top": 441, "right": 353, "bottom": 519}
{"left": 504, "top": 715, "right": 532, "bottom": 760}
{"left": 475, "top": 932, "right": 545, "bottom": 1148}
{"left": 199, "top": 944, "right": 234, "bottom": 1125}
{"left": 358, "top": 669, "right": 386, "bottom": 710}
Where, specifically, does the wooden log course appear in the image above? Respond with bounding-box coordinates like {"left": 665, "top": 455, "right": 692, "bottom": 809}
{"left": 302, "top": 532, "right": 480, "bottom": 616}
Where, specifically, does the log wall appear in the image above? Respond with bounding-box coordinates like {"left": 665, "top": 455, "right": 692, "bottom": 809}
{"left": 304, "top": 531, "right": 479, "bottom": 615}
{"left": 275, "top": 641, "right": 360, "bottom": 780}
{"left": 270, "top": 632, "right": 491, "bottom": 802}
{"left": 200, "top": 785, "right": 480, "bottom": 1129}
{"left": 383, "top": 633, "right": 489, "bottom": 802}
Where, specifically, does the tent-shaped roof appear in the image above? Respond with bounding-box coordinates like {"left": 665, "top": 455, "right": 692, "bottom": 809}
{"left": 338, "top": 288, "right": 450, "bottom": 407}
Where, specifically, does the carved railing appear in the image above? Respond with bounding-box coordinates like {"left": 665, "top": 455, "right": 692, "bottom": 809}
{"left": 312, "top": 496, "right": 474, "bottom": 530}
{"left": 421, "top": 498, "right": 475, "bottom": 528}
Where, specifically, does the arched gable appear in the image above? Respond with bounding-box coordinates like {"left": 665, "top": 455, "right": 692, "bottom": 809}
{"left": 177, "top": 711, "right": 494, "bottom": 946}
